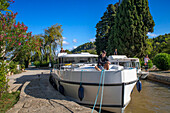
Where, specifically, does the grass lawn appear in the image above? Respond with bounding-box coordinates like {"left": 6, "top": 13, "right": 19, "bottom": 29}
{"left": 0, "top": 91, "right": 20, "bottom": 113}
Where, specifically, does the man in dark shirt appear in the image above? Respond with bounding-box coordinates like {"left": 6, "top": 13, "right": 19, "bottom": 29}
{"left": 60, "top": 47, "right": 65, "bottom": 53}
{"left": 114, "top": 49, "right": 117, "bottom": 55}
{"left": 95, "top": 50, "right": 111, "bottom": 71}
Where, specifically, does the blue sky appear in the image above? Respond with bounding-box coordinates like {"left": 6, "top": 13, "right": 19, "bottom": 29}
{"left": 8, "top": 0, "right": 170, "bottom": 51}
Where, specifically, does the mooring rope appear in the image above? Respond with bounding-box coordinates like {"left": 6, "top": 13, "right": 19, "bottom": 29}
{"left": 99, "top": 69, "right": 105, "bottom": 113}
{"left": 91, "top": 68, "right": 105, "bottom": 113}
{"left": 80, "top": 70, "right": 83, "bottom": 85}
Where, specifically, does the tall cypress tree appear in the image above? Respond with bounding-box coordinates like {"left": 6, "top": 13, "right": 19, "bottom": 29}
{"left": 108, "top": 0, "right": 155, "bottom": 57}
{"left": 95, "top": 3, "right": 118, "bottom": 55}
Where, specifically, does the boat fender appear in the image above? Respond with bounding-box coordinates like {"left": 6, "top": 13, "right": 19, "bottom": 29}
{"left": 58, "top": 82, "right": 64, "bottom": 95}
{"left": 78, "top": 85, "right": 84, "bottom": 101}
{"left": 136, "top": 80, "right": 142, "bottom": 92}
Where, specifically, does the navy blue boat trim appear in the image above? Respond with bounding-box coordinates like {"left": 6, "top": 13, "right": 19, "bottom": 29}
{"left": 55, "top": 78, "right": 137, "bottom": 86}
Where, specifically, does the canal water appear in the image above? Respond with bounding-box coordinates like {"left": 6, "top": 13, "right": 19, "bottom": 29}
{"left": 124, "top": 80, "right": 170, "bottom": 113}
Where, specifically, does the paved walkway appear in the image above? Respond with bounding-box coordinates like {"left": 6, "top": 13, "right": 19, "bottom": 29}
{"left": 7, "top": 68, "right": 97, "bottom": 113}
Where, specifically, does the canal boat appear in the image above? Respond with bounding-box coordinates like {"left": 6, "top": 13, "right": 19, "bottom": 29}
{"left": 108, "top": 55, "right": 149, "bottom": 79}
{"left": 50, "top": 52, "right": 138, "bottom": 113}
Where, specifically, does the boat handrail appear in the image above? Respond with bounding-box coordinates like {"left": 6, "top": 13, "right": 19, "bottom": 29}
{"left": 54, "top": 63, "right": 96, "bottom": 71}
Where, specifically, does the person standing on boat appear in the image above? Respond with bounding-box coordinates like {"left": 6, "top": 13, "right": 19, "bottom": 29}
{"left": 144, "top": 55, "right": 150, "bottom": 72}
{"left": 95, "top": 50, "right": 111, "bottom": 71}
{"left": 60, "top": 47, "right": 65, "bottom": 53}
{"left": 114, "top": 49, "right": 117, "bottom": 55}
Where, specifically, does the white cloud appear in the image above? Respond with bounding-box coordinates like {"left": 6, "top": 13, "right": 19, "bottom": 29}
{"left": 73, "top": 39, "right": 77, "bottom": 43}
{"left": 63, "top": 37, "right": 66, "bottom": 39}
{"left": 73, "top": 46, "right": 77, "bottom": 49}
{"left": 147, "top": 33, "right": 158, "bottom": 37}
{"left": 90, "top": 37, "right": 96, "bottom": 42}
{"left": 63, "top": 41, "right": 69, "bottom": 45}
{"left": 69, "top": 48, "right": 73, "bottom": 51}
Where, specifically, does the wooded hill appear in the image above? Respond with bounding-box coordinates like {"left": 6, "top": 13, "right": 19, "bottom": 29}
{"left": 71, "top": 42, "right": 96, "bottom": 54}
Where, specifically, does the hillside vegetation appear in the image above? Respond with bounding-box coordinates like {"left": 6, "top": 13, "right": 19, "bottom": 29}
{"left": 71, "top": 42, "right": 96, "bottom": 54}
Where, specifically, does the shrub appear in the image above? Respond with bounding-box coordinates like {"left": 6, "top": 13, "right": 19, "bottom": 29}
{"left": 14, "top": 70, "right": 22, "bottom": 74}
{"left": 40, "top": 61, "right": 49, "bottom": 67}
{"left": 0, "top": 61, "right": 8, "bottom": 97}
{"left": 33, "top": 61, "right": 40, "bottom": 67}
{"left": 153, "top": 53, "right": 170, "bottom": 70}
{"left": 141, "top": 60, "right": 153, "bottom": 69}
{"left": 9, "top": 61, "right": 18, "bottom": 73}
{"left": 21, "top": 64, "right": 25, "bottom": 69}
{"left": 148, "top": 60, "right": 153, "bottom": 69}
{"left": 141, "top": 61, "right": 144, "bottom": 68}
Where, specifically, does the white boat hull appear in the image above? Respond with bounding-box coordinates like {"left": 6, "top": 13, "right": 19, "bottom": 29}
{"left": 50, "top": 68, "right": 137, "bottom": 113}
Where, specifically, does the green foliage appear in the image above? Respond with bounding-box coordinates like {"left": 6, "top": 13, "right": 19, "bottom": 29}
{"left": 65, "top": 49, "right": 72, "bottom": 54}
{"left": 72, "top": 42, "right": 96, "bottom": 53}
{"left": 153, "top": 53, "right": 170, "bottom": 70}
{"left": 34, "top": 61, "right": 49, "bottom": 67}
{"left": 34, "top": 61, "right": 40, "bottom": 67}
{"left": 0, "top": 12, "right": 41, "bottom": 66}
{"left": 9, "top": 61, "right": 17, "bottom": 72}
{"left": 148, "top": 60, "right": 153, "bottom": 69}
{"left": 107, "top": 0, "right": 155, "bottom": 58}
{"left": 80, "top": 50, "right": 97, "bottom": 54}
{"left": 141, "top": 61, "right": 145, "bottom": 68}
{"left": 146, "top": 33, "right": 170, "bottom": 58}
{"left": 8, "top": 61, "right": 22, "bottom": 74}
{"left": 40, "top": 61, "right": 49, "bottom": 67}
{"left": 32, "top": 24, "right": 63, "bottom": 64}
{"left": 140, "top": 60, "right": 153, "bottom": 69}
{"left": 0, "top": 91, "right": 20, "bottom": 113}
{"left": 21, "top": 64, "right": 25, "bottom": 69}
{"left": 0, "top": 0, "right": 14, "bottom": 11}
{"left": 0, "top": 61, "right": 8, "bottom": 97}
{"left": 95, "top": 3, "right": 118, "bottom": 55}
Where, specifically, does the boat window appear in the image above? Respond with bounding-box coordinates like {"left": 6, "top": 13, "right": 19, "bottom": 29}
{"left": 131, "top": 61, "right": 140, "bottom": 69}
{"left": 119, "top": 62, "right": 126, "bottom": 66}
{"left": 124, "top": 62, "right": 131, "bottom": 67}
{"left": 132, "top": 62, "right": 136, "bottom": 68}
{"left": 135, "top": 62, "right": 140, "bottom": 69}
{"left": 112, "top": 62, "right": 118, "bottom": 65}
{"left": 62, "top": 57, "right": 97, "bottom": 64}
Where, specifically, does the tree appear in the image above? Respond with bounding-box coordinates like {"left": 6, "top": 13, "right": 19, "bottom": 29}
{"left": 146, "top": 33, "right": 170, "bottom": 58}
{"left": 108, "top": 0, "right": 155, "bottom": 57}
{"left": 0, "top": 0, "right": 15, "bottom": 12}
{"left": 0, "top": 0, "right": 41, "bottom": 96}
{"left": 0, "top": 12, "right": 41, "bottom": 63}
{"left": 95, "top": 3, "right": 118, "bottom": 55}
{"left": 33, "top": 24, "right": 63, "bottom": 63}
{"left": 65, "top": 49, "right": 72, "bottom": 54}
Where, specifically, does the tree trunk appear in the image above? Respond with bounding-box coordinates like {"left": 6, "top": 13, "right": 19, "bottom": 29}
{"left": 25, "top": 59, "right": 29, "bottom": 68}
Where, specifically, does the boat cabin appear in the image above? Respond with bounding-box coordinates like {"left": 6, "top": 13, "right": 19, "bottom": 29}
{"left": 56, "top": 52, "right": 98, "bottom": 69}
{"left": 108, "top": 55, "right": 141, "bottom": 72}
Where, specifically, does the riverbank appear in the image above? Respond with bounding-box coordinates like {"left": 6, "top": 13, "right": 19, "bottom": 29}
{"left": 7, "top": 68, "right": 97, "bottom": 113}
{"left": 148, "top": 71, "right": 170, "bottom": 85}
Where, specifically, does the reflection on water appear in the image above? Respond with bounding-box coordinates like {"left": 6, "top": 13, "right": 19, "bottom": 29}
{"left": 125, "top": 80, "right": 170, "bottom": 113}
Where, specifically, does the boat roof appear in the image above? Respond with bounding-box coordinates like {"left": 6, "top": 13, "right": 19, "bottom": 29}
{"left": 108, "top": 55, "right": 139, "bottom": 62}
{"left": 57, "top": 52, "right": 98, "bottom": 58}
{"left": 109, "top": 55, "right": 127, "bottom": 59}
